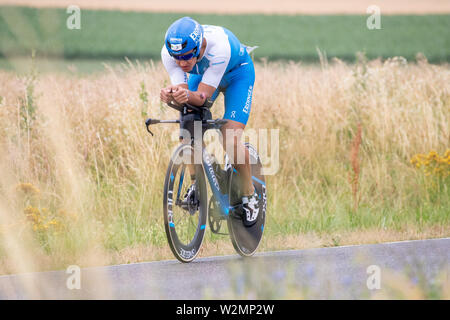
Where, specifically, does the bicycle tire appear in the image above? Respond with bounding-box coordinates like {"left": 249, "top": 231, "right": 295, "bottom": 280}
{"left": 163, "top": 144, "right": 208, "bottom": 263}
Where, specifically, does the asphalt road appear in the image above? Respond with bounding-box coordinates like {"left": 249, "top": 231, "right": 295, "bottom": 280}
{"left": 0, "top": 238, "right": 448, "bottom": 299}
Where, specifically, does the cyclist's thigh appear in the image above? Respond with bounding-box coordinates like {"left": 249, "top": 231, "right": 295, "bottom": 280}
{"left": 223, "top": 61, "right": 255, "bottom": 126}
{"left": 188, "top": 74, "right": 202, "bottom": 91}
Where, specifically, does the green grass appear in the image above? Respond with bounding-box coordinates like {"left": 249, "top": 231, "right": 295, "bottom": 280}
{"left": 0, "top": 6, "right": 449, "bottom": 65}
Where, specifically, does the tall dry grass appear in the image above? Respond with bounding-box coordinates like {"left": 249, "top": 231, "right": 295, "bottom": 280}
{"left": 0, "top": 56, "right": 449, "bottom": 274}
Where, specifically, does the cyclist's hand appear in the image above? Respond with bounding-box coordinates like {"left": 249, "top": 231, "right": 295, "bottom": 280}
{"left": 160, "top": 86, "right": 175, "bottom": 104}
{"left": 172, "top": 86, "right": 189, "bottom": 105}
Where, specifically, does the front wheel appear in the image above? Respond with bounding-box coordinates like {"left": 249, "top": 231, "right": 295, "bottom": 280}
{"left": 227, "top": 143, "right": 267, "bottom": 257}
{"left": 163, "top": 144, "right": 207, "bottom": 263}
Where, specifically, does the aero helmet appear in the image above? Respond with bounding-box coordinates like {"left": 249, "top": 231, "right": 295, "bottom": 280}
{"left": 165, "top": 17, "right": 203, "bottom": 60}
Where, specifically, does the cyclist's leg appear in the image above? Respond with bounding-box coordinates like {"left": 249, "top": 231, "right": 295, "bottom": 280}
{"left": 221, "top": 59, "right": 255, "bottom": 197}
{"left": 188, "top": 73, "right": 202, "bottom": 91}
{"left": 221, "top": 120, "right": 253, "bottom": 197}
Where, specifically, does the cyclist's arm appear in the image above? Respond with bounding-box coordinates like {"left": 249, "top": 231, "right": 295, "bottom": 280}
{"left": 161, "top": 46, "right": 188, "bottom": 86}
{"left": 172, "top": 83, "right": 215, "bottom": 106}
{"left": 172, "top": 55, "right": 228, "bottom": 106}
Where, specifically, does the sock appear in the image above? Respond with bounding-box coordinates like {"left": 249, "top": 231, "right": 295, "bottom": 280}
{"left": 243, "top": 187, "right": 256, "bottom": 199}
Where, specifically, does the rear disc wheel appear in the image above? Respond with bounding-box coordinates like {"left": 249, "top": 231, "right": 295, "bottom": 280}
{"left": 227, "top": 143, "right": 267, "bottom": 257}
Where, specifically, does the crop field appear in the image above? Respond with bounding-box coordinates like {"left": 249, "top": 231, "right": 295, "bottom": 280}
{"left": 0, "top": 6, "right": 449, "bottom": 65}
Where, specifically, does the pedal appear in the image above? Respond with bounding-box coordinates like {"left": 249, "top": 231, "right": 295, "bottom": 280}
{"left": 229, "top": 203, "right": 244, "bottom": 220}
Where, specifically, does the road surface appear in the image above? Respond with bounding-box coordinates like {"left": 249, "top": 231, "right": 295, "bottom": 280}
{"left": 0, "top": 238, "right": 448, "bottom": 299}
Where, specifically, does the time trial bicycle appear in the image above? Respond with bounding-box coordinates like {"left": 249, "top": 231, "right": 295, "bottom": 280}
{"left": 145, "top": 100, "right": 266, "bottom": 262}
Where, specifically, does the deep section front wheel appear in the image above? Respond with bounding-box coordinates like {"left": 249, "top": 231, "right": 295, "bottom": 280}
{"left": 227, "top": 143, "right": 267, "bottom": 257}
{"left": 163, "top": 144, "right": 207, "bottom": 262}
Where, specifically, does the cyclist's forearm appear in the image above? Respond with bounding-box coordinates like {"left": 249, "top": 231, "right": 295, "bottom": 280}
{"left": 187, "top": 90, "right": 207, "bottom": 106}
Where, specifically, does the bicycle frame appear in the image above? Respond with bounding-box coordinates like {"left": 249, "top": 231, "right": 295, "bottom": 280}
{"left": 170, "top": 135, "right": 236, "bottom": 219}
{"left": 201, "top": 149, "right": 232, "bottom": 217}
{"left": 203, "top": 151, "right": 266, "bottom": 219}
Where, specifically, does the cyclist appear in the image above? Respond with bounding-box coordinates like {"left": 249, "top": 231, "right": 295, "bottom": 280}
{"left": 160, "top": 17, "right": 258, "bottom": 227}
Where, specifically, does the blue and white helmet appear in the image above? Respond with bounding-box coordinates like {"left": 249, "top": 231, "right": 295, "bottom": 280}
{"left": 165, "top": 17, "right": 203, "bottom": 58}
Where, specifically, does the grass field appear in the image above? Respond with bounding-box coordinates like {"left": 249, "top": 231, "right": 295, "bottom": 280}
{"left": 0, "top": 6, "right": 449, "bottom": 65}
{"left": 0, "top": 56, "right": 448, "bottom": 274}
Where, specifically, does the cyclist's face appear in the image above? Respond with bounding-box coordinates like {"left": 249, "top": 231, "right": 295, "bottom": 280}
{"left": 174, "top": 49, "right": 197, "bottom": 72}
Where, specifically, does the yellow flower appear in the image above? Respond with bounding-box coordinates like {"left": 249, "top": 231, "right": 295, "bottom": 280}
{"left": 16, "top": 183, "right": 40, "bottom": 196}
{"left": 411, "top": 150, "right": 450, "bottom": 179}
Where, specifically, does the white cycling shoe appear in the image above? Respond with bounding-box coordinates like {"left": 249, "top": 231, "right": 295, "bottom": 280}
{"left": 242, "top": 192, "right": 260, "bottom": 227}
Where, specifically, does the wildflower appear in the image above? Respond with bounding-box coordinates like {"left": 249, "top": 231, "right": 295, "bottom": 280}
{"left": 429, "top": 151, "right": 438, "bottom": 158}
{"left": 16, "top": 183, "right": 40, "bottom": 196}
{"left": 411, "top": 150, "right": 450, "bottom": 179}
{"left": 24, "top": 205, "right": 42, "bottom": 224}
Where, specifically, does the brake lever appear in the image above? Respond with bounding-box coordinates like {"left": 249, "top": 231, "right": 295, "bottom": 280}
{"left": 145, "top": 118, "right": 159, "bottom": 136}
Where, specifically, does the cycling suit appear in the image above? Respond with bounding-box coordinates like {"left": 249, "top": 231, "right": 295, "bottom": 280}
{"left": 161, "top": 25, "right": 255, "bottom": 125}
